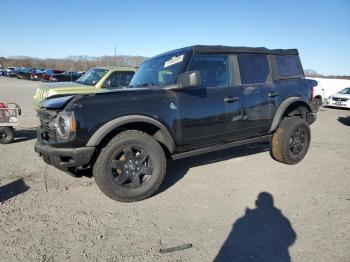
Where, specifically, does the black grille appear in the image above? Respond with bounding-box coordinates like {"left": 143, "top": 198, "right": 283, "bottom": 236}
{"left": 332, "top": 97, "right": 348, "bottom": 102}
{"left": 40, "top": 120, "right": 56, "bottom": 141}
{"left": 37, "top": 110, "right": 57, "bottom": 141}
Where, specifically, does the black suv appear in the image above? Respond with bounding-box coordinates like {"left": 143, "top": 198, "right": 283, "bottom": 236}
{"left": 35, "top": 45, "right": 316, "bottom": 202}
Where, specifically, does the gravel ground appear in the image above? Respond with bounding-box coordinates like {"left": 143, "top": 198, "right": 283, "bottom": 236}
{"left": 0, "top": 77, "right": 349, "bottom": 262}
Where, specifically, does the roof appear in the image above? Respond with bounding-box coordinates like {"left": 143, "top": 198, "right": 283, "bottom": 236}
{"left": 151, "top": 45, "right": 299, "bottom": 60}
{"left": 94, "top": 66, "right": 137, "bottom": 71}
{"left": 192, "top": 45, "right": 298, "bottom": 55}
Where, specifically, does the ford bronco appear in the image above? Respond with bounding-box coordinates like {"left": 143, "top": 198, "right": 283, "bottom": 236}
{"left": 34, "top": 45, "right": 316, "bottom": 202}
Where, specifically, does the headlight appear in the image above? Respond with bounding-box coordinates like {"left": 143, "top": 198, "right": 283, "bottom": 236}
{"left": 55, "top": 111, "right": 76, "bottom": 141}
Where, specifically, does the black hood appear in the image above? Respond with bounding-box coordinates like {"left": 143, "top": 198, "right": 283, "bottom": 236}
{"left": 39, "top": 95, "right": 75, "bottom": 110}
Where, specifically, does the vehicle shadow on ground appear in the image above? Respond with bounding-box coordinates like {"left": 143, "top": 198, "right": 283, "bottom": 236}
{"left": 337, "top": 116, "right": 350, "bottom": 126}
{"left": 14, "top": 128, "right": 37, "bottom": 143}
{"left": 0, "top": 178, "right": 30, "bottom": 202}
{"left": 159, "top": 142, "right": 270, "bottom": 194}
{"left": 324, "top": 106, "right": 350, "bottom": 111}
{"left": 214, "top": 192, "right": 296, "bottom": 262}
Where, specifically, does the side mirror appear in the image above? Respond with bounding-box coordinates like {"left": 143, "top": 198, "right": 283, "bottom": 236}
{"left": 177, "top": 71, "right": 201, "bottom": 89}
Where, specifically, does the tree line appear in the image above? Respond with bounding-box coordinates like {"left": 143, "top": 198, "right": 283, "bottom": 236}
{"left": 0, "top": 55, "right": 147, "bottom": 71}
{"left": 0, "top": 56, "right": 349, "bottom": 79}
{"left": 304, "top": 69, "right": 350, "bottom": 80}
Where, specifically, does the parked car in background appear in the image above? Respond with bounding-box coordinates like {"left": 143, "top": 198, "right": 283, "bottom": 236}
{"left": 33, "top": 66, "right": 137, "bottom": 107}
{"left": 16, "top": 68, "right": 32, "bottom": 79}
{"left": 4, "top": 67, "right": 16, "bottom": 76}
{"left": 10, "top": 67, "right": 26, "bottom": 77}
{"left": 49, "top": 71, "right": 84, "bottom": 82}
{"left": 42, "top": 69, "right": 65, "bottom": 81}
{"left": 307, "top": 78, "right": 323, "bottom": 111}
{"left": 30, "top": 69, "right": 45, "bottom": 81}
{"left": 326, "top": 87, "right": 350, "bottom": 109}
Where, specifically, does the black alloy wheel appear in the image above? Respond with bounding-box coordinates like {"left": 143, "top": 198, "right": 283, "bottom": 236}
{"left": 110, "top": 146, "right": 153, "bottom": 189}
{"left": 93, "top": 130, "right": 167, "bottom": 202}
{"left": 289, "top": 127, "right": 307, "bottom": 158}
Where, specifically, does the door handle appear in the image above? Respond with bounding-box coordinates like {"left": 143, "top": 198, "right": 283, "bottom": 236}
{"left": 224, "top": 96, "right": 240, "bottom": 103}
{"left": 268, "top": 92, "right": 280, "bottom": 97}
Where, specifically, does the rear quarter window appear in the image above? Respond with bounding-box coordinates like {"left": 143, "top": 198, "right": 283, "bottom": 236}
{"left": 275, "top": 55, "right": 303, "bottom": 78}
{"left": 237, "top": 54, "right": 270, "bottom": 85}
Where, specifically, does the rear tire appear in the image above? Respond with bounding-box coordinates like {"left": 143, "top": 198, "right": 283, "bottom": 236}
{"left": 93, "top": 130, "right": 166, "bottom": 202}
{"left": 311, "top": 97, "right": 323, "bottom": 112}
{"left": 271, "top": 117, "right": 311, "bottom": 165}
{"left": 0, "top": 127, "right": 14, "bottom": 144}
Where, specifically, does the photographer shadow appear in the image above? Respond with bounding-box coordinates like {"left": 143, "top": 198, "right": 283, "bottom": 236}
{"left": 214, "top": 192, "right": 296, "bottom": 262}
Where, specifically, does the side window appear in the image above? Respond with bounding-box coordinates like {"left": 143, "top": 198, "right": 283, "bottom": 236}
{"left": 275, "top": 55, "right": 303, "bottom": 77}
{"left": 238, "top": 54, "right": 270, "bottom": 84}
{"left": 103, "top": 72, "right": 119, "bottom": 88}
{"left": 118, "top": 71, "right": 135, "bottom": 86}
{"left": 188, "top": 55, "right": 230, "bottom": 87}
{"left": 104, "top": 72, "right": 135, "bottom": 88}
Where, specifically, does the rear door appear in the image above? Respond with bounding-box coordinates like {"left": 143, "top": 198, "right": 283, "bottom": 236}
{"left": 178, "top": 54, "right": 243, "bottom": 147}
{"left": 237, "top": 54, "right": 276, "bottom": 136}
{"left": 272, "top": 54, "right": 307, "bottom": 104}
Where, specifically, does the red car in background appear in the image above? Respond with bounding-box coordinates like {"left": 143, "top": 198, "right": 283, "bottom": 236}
{"left": 41, "top": 69, "right": 65, "bottom": 81}
{"left": 30, "top": 69, "right": 45, "bottom": 81}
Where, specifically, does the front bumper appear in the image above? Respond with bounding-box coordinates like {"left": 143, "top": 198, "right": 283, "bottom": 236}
{"left": 35, "top": 141, "right": 95, "bottom": 171}
{"left": 325, "top": 99, "right": 350, "bottom": 109}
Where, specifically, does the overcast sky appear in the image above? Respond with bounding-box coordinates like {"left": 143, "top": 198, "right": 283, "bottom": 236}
{"left": 0, "top": 0, "right": 349, "bottom": 75}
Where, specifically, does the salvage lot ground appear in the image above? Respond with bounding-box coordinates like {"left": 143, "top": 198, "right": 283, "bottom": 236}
{"left": 0, "top": 77, "right": 349, "bottom": 261}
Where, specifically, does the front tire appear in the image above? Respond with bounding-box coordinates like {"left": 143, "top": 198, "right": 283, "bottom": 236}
{"left": 0, "top": 127, "right": 14, "bottom": 144}
{"left": 93, "top": 130, "right": 166, "bottom": 202}
{"left": 271, "top": 117, "right": 311, "bottom": 165}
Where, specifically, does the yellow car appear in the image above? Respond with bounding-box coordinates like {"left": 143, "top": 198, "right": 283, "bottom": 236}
{"left": 33, "top": 66, "right": 136, "bottom": 108}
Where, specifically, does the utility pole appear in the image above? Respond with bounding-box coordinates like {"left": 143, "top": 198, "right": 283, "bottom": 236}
{"left": 114, "top": 46, "right": 118, "bottom": 66}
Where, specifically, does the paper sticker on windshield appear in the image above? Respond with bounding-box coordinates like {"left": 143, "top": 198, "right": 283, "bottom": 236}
{"left": 164, "top": 55, "right": 184, "bottom": 68}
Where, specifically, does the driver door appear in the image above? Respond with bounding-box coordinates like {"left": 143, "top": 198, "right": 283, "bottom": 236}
{"left": 178, "top": 54, "right": 243, "bottom": 147}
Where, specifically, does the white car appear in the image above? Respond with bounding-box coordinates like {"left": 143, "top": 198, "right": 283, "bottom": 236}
{"left": 4, "top": 67, "right": 16, "bottom": 76}
{"left": 326, "top": 87, "right": 350, "bottom": 109}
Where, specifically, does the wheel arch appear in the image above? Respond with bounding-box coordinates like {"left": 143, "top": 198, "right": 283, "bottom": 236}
{"left": 269, "top": 97, "right": 312, "bottom": 132}
{"left": 86, "top": 115, "right": 175, "bottom": 154}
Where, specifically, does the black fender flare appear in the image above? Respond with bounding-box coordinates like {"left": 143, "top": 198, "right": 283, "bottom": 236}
{"left": 86, "top": 115, "right": 175, "bottom": 153}
{"left": 269, "top": 97, "right": 312, "bottom": 132}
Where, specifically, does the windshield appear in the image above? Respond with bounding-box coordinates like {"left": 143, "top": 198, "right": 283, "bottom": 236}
{"left": 75, "top": 68, "right": 108, "bottom": 85}
{"left": 130, "top": 52, "right": 185, "bottom": 87}
{"left": 339, "top": 88, "right": 350, "bottom": 94}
